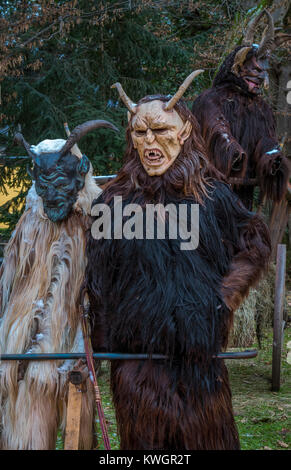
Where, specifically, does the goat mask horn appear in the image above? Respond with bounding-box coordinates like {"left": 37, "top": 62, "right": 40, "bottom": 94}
{"left": 111, "top": 82, "right": 137, "bottom": 114}
{"left": 64, "top": 122, "right": 82, "bottom": 158}
{"left": 257, "top": 10, "right": 274, "bottom": 57}
{"left": 231, "top": 47, "right": 252, "bottom": 76}
{"left": 60, "top": 119, "right": 119, "bottom": 156}
{"left": 164, "top": 69, "right": 204, "bottom": 111}
{"left": 244, "top": 9, "right": 266, "bottom": 46}
{"left": 14, "top": 132, "right": 37, "bottom": 160}
{"left": 269, "top": 32, "right": 291, "bottom": 51}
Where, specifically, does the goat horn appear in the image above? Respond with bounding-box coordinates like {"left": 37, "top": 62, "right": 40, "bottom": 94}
{"left": 273, "top": 32, "right": 291, "bottom": 49}
{"left": 244, "top": 9, "right": 265, "bottom": 46}
{"left": 111, "top": 82, "right": 137, "bottom": 114}
{"left": 60, "top": 119, "right": 119, "bottom": 156}
{"left": 164, "top": 70, "right": 204, "bottom": 111}
{"left": 257, "top": 10, "right": 274, "bottom": 57}
{"left": 14, "top": 132, "right": 37, "bottom": 159}
{"left": 64, "top": 122, "right": 82, "bottom": 159}
{"left": 231, "top": 47, "right": 252, "bottom": 76}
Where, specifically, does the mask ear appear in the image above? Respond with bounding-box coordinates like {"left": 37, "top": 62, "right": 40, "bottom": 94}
{"left": 26, "top": 164, "right": 34, "bottom": 179}
{"left": 178, "top": 120, "right": 192, "bottom": 145}
{"left": 77, "top": 154, "right": 90, "bottom": 176}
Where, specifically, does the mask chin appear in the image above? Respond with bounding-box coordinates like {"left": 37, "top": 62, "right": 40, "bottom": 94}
{"left": 44, "top": 203, "right": 73, "bottom": 222}
{"left": 141, "top": 156, "right": 178, "bottom": 176}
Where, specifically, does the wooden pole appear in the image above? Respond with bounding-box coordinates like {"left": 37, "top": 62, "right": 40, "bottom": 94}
{"left": 64, "top": 382, "right": 82, "bottom": 450}
{"left": 271, "top": 244, "right": 286, "bottom": 391}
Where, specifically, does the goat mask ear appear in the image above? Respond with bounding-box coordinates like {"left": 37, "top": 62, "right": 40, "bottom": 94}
{"left": 77, "top": 154, "right": 90, "bottom": 176}
{"left": 26, "top": 164, "right": 34, "bottom": 179}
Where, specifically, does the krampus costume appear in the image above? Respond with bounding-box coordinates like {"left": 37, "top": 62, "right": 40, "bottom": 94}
{"left": 0, "top": 120, "right": 118, "bottom": 449}
{"left": 85, "top": 71, "right": 271, "bottom": 450}
{"left": 192, "top": 10, "right": 290, "bottom": 210}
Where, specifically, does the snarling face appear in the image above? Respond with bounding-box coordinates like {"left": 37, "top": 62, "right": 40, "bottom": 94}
{"left": 239, "top": 53, "right": 269, "bottom": 95}
{"left": 31, "top": 140, "right": 90, "bottom": 222}
{"left": 130, "top": 100, "right": 192, "bottom": 176}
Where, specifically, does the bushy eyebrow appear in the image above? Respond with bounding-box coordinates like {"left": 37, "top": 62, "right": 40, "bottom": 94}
{"left": 132, "top": 116, "right": 147, "bottom": 129}
{"left": 133, "top": 114, "right": 170, "bottom": 130}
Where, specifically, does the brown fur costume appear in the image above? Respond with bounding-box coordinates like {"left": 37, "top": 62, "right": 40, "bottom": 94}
{"left": 85, "top": 95, "right": 271, "bottom": 450}
{"left": 192, "top": 11, "right": 290, "bottom": 210}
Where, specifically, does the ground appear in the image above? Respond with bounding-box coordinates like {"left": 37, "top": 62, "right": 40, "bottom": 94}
{"left": 56, "top": 324, "right": 291, "bottom": 451}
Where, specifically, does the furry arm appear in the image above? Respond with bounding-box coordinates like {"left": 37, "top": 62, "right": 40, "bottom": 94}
{"left": 192, "top": 93, "right": 248, "bottom": 178}
{"left": 254, "top": 107, "right": 290, "bottom": 202}
{"left": 220, "top": 199, "right": 271, "bottom": 312}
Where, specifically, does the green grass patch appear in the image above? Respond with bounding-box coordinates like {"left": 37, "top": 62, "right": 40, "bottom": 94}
{"left": 228, "top": 326, "right": 291, "bottom": 451}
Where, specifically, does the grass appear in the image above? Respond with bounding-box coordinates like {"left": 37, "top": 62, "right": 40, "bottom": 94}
{"left": 228, "top": 327, "right": 291, "bottom": 450}
{"left": 88, "top": 326, "right": 290, "bottom": 451}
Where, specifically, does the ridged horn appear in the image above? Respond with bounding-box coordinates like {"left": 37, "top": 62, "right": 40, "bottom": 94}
{"left": 64, "top": 122, "right": 82, "bottom": 159}
{"left": 257, "top": 10, "right": 274, "bottom": 57}
{"left": 14, "top": 132, "right": 37, "bottom": 160}
{"left": 111, "top": 82, "right": 137, "bottom": 114}
{"left": 273, "top": 33, "right": 291, "bottom": 48}
{"left": 60, "top": 119, "right": 119, "bottom": 156}
{"left": 231, "top": 47, "right": 252, "bottom": 76}
{"left": 244, "top": 9, "right": 265, "bottom": 46}
{"left": 164, "top": 70, "right": 204, "bottom": 111}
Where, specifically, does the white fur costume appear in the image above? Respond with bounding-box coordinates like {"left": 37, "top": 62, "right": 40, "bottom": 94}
{"left": 0, "top": 140, "right": 101, "bottom": 449}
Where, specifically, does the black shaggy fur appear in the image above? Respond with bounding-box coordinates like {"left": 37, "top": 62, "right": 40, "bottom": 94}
{"left": 192, "top": 47, "right": 289, "bottom": 210}
{"left": 85, "top": 180, "right": 271, "bottom": 450}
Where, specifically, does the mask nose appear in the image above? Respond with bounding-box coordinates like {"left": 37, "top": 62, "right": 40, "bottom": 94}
{"left": 145, "top": 129, "right": 155, "bottom": 144}
{"left": 46, "top": 186, "right": 57, "bottom": 203}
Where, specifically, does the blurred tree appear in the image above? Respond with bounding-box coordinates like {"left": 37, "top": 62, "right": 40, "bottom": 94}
{"left": 0, "top": 0, "right": 191, "bottom": 229}
{"left": 0, "top": 0, "right": 289, "bottom": 232}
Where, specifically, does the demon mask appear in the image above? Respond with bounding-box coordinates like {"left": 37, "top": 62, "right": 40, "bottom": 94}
{"left": 231, "top": 9, "right": 283, "bottom": 95}
{"left": 111, "top": 70, "right": 203, "bottom": 176}
{"left": 14, "top": 120, "right": 118, "bottom": 222}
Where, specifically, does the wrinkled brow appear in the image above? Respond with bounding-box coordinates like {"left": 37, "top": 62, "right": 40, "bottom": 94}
{"left": 133, "top": 113, "right": 169, "bottom": 129}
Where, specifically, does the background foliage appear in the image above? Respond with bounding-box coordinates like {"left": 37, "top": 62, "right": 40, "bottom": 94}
{"left": 0, "top": 0, "right": 290, "bottom": 232}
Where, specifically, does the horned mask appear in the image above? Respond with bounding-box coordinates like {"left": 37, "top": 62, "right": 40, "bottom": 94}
{"left": 14, "top": 120, "right": 118, "bottom": 222}
{"left": 111, "top": 70, "right": 204, "bottom": 176}
{"left": 231, "top": 9, "right": 291, "bottom": 91}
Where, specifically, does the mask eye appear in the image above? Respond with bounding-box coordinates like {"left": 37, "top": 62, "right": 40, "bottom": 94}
{"left": 135, "top": 130, "right": 146, "bottom": 136}
{"left": 36, "top": 182, "right": 45, "bottom": 192}
{"left": 154, "top": 128, "right": 167, "bottom": 134}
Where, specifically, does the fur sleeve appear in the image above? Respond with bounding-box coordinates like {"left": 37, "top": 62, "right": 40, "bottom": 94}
{"left": 254, "top": 102, "right": 290, "bottom": 202}
{"left": 255, "top": 139, "right": 290, "bottom": 202}
{"left": 85, "top": 192, "right": 110, "bottom": 351}
{"left": 214, "top": 182, "right": 271, "bottom": 312}
{"left": 192, "top": 91, "right": 248, "bottom": 178}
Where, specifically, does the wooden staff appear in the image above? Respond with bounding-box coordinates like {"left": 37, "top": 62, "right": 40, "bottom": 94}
{"left": 271, "top": 244, "right": 286, "bottom": 392}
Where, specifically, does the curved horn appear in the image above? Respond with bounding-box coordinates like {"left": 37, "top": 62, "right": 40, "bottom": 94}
{"left": 14, "top": 132, "right": 37, "bottom": 159}
{"left": 164, "top": 69, "right": 204, "bottom": 111}
{"left": 257, "top": 10, "right": 274, "bottom": 57}
{"left": 111, "top": 82, "right": 137, "bottom": 114}
{"left": 231, "top": 46, "right": 252, "bottom": 76}
{"left": 60, "top": 119, "right": 119, "bottom": 156}
{"left": 273, "top": 32, "right": 291, "bottom": 48}
{"left": 64, "top": 122, "right": 82, "bottom": 159}
{"left": 244, "top": 9, "right": 265, "bottom": 46}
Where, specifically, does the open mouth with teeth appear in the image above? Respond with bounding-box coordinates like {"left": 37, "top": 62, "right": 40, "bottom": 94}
{"left": 144, "top": 148, "right": 165, "bottom": 166}
{"left": 243, "top": 76, "right": 262, "bottom": 93}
